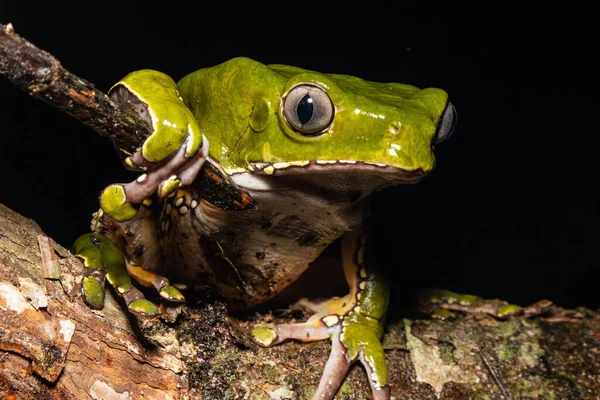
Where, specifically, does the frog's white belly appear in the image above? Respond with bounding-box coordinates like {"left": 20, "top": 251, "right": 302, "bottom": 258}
{"left": 161, "top": 173, "right": 362, "bottom": 307}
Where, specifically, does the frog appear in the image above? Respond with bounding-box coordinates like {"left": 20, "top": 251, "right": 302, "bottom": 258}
{"left": 71, "top": 57, "right": 456, "bottom": 400}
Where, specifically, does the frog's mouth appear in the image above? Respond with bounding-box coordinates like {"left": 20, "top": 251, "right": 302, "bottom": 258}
{"left": 237, "top": 159, "right": 428, "bottom": 193}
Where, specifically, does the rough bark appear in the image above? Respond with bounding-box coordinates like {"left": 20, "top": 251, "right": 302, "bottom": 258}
{"left": 1, "top": 22, "right": 599, "bottom": 400}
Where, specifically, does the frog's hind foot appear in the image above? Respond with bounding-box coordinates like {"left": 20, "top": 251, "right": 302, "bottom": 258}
{"left": 252, "top": 295, "right": 389, "bottom": 400}
{"left": 252, "top": 295, "right": 390, "bottom": 400}
{"left": 73, "top": 233, "right": 184, "bottom": 317}
{"left": 419, "top": 288, "right": 523, "bottom": 320}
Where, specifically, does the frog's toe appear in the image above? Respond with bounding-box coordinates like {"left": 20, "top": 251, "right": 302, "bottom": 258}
{"left": 81, "top": 270, "right": 106, "bottom": 310}
{"left": 127, "top": 298, "right": 159, "bottom": 317}
{"left": 252, "top": 320, "right": 331, "bottom": 346}
{"left": 126, "top": 263, "right": 186, "bottom": 304}
{"left": 120, "top": 286, "right": 160, "bottom": 317}
{"left": 159, "top": 285, "right": 185, "bottom": 302}
{"left": 317, "top": 325, "right": 390, "bottom": 400}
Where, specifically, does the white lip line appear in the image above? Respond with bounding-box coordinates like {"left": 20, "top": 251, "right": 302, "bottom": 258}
{"left": 226, "top": 160, "right": 422, "bottom": 176}
{"left": 224, "top": 159, "right": 425, "bottom": 176}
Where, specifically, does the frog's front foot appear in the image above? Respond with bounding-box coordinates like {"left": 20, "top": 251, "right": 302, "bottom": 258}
{"left": 419, "top": 288, "right": 523, "bottom": 319}
{"left": 100, "top": 134, "right": 209, "bottom": 222}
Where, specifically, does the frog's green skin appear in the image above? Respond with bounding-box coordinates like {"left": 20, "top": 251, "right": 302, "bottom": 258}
{"left": 74, "top": 57, "right": 455, "bottom": 400}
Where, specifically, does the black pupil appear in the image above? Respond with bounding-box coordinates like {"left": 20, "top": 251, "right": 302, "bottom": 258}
{"left": 297, "top": 93, "right": 314, "bottom": 125}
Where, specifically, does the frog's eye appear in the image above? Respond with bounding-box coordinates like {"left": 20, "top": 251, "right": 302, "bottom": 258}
{"left": 435, "top": 102, "right": 457, "bottom": 144}
{"left": 282, "top": 84, "right": 334, "bottom": 136}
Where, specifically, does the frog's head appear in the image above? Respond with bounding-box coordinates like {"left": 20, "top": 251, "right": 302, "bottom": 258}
{"left": 179, "top": 58, "right": 456, "bottom": 195}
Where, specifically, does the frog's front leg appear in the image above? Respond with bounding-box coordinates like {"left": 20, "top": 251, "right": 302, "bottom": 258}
{"left": 74, "top": 70, "right": 209, "bottom": 315}
{"left": 252, "top": 229, "right": 390, "bottom": 400}
{"left": 101, "top": 69, "right": 209, "bottom": 222}
{"left": 100, "top": 133, "right": 209, "bottom": 222}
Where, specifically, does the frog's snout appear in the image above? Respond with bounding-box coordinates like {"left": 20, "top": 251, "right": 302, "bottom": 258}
{"left": 434, "top": 102, "right": 457, "bottom": 144}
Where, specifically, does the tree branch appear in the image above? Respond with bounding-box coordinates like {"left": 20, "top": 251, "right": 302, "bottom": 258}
{"left": 0, "top": 22, "right": 254, "bottom": 211}
{"left": 0, "top": 23, "right": 146, "bottom": 158}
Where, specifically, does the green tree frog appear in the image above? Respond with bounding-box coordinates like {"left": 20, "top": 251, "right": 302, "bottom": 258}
{"left": 72, "top": 57, "right": 456, "bottom": 400}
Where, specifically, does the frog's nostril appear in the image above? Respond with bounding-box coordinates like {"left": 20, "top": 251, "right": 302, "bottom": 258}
{"left": 388, "top": 121, "right": 401, "bottom": 135}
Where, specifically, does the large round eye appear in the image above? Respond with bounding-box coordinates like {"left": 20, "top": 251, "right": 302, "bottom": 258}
{"left": 435, "top": 102, "right": 457, "bottom": 144}
{"left": 282, "top": 84, "right": 334, "bottom": 136}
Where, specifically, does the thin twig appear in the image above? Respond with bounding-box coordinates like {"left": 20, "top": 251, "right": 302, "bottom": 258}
{"left": 480, "top": 350, "right": 513, "bottom": 400}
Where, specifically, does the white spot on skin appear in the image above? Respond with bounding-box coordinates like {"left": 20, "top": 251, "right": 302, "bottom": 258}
{"left": 339, "top": 160, "right": 357, "bottom": 164}
{"left": 263, "top": 166, "right": 275, "bottom": 175}
{"left": 353, "top": 108, "right": 386, "bottom": 119}
{"left": 357, "top": 246, "right": 365, "bottom": 265}
{"left": 359, "top": 281, "right": 366, "bottom": 290}
{"left": 162, "top": 119, "right": 176, "bottom": 128}
{"left": 191, "top": 200, "right": 198, "bottom": 209}
{"left": 224, "top": 166, "right": 249, "bottom": 175}
{"left": 360, "top": 268, "right": 367, "bottom": 279}
{"left": 288, "top": 160, "right": 310, "bottom": 167}
{"left": 322, "top": 315, "right": 339, "bottom": 327}
{"left": 175, "top": 197, "right": 184, "bottom": 207}
{"left": 316, "top": 160, "right": 337, "bottom": 164}
{"left": 388, "top": 143, "right": 402, "bottom": 157}
{"left": 353, "top": 306, "right": 361, "bottom": 314}
{"left": 273, "top": 162, "right": 290, "bottom": 169}
{"left": 59, "top": 319, "right": 75, "bottom": 343}
{"left": 136, "top": 174, "right": 147, "bottom": 183}
{"left": 179, "top": 206, "right": 189, "bottom": 215}
{"left": 0, "top": 282, "right": 34, "bottom": 313}
{"left": 89, "top": 380, "right": 130, "bottom": 400}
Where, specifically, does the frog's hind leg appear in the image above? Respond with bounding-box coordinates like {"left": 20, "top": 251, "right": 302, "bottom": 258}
{"left": 418, "top": 288, "right": 523, "bottom": 320}
{"left": 252, "top": 229, "right": 390, "bottom": 400}
{"left": 73, "top": 233, "right": 161, "bottom": 316}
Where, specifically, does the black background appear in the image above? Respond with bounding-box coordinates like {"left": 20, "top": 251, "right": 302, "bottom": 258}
{"left": 0, "top": 4, "right": 597, "bottom": 311}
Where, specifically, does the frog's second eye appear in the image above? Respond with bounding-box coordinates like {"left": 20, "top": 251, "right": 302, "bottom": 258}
{"left": 434, "top": 102, "right": 457, "bottom": 144}
{"left": 282, "top": 84, "right": 334, "bottom": 136}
